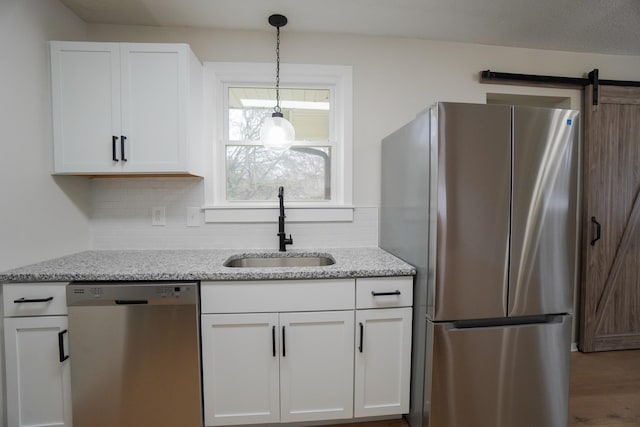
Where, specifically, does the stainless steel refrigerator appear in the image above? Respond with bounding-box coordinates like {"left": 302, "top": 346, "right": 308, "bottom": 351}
{"left": 380, "top": 102, "right": 579, "bottom": 427}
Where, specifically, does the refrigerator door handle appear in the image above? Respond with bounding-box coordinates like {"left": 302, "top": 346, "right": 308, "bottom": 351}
{"left": 590, "top": 216, "right": 601, "bottom": 246}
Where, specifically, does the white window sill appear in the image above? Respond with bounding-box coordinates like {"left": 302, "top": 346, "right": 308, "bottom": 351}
{"left": 204, "top": 206, "right": 355, "bottom": 223}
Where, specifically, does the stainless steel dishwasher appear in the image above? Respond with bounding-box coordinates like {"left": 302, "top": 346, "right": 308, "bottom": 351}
{"left": 66, "top": 282, "right": 202, "bottom": 427}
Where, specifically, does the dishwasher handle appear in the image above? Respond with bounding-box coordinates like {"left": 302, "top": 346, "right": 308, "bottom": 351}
{"left": 115, "top": 300, "right": 149, "bottom": 305}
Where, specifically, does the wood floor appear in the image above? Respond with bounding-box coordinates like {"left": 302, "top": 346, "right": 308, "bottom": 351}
{"left": 333, "top": 349, "right": 640, "bottom": 427}
{"left": 569, "top": 349, "right": 640, "bottom": 426}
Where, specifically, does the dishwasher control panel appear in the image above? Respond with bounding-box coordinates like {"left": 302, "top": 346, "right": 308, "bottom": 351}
{"left": 67, "top": 282, "right": 199, "bottom": 306}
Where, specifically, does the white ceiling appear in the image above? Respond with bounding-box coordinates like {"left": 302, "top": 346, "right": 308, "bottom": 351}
{"left": 60, "top": 0, "right": 640, "bottom": 56}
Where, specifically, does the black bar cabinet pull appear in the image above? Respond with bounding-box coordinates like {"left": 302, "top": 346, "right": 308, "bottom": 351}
{"left": 272, "top": 325, "right": 276, "bottom": 357}
{"left": 13, "top": 296, "right": 54, "bottom": 304}
{"left": 591, "top": 216, "right": 601, "bottom": 246}
{"left": 112, "top": 136, "right": 119, "bottom": 161}
{"left": 371, "top": 290, "right": 401, "bottom": 297}
{"left": 359, "top": 322, "right": 364, "bottom": 353}
{"left": 120, "top": 135, "right": 127, "bottom": 161}
{"left": 58, "top": 329, "right": 69, "bottom": 362}
{"left": 282, "top": 326, "right": 286, "bottom": 357}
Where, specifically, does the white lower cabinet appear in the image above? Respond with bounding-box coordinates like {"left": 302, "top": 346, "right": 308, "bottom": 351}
{"left": 354, "top": 307, "right": 412, "bottom": 417}
{"left": 201, "top": 277, "right": 412, "bottom": 427}
{"left": 3, "top": 283, "right": 72, "bottom": 427}
{"left": 202, "top": 310, "right": 354, "bottom": 426}
{"left": 354, "top": 277, "right": 413, "bottom": 418}
{"left": 201, "top": 313, "right": 280, "bottom": 426}
{"left": 279, "top": 311, "right": 354, "bottom": 422}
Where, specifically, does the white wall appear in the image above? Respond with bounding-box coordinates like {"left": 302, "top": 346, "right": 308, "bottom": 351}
{"left": 0, "top": 0, "right": 91, "bottom": 272}
{"left": 83, "top": 24, "right": 640, "bottom": 250}
{"left": 0, "top": 1, "right": 88, "bottom": 424}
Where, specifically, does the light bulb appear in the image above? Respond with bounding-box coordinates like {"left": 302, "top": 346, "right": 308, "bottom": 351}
{"left": 260, "top": 114, "right": 295, "bottom": 152}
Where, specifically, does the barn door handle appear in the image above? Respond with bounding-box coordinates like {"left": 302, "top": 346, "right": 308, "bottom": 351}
{"left": 591, "top": 216, "right": 601, "bottom": 246}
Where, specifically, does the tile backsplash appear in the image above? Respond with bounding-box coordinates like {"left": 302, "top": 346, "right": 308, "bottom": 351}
{"left": 90, "top": 178, "right": 378, "bottom": 249}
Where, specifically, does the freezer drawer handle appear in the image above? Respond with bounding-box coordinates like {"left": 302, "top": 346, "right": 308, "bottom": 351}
{"left": 13, "top": 296, "right": 54, "bottom": 304}
{"left": 58, "top": 329, "right": 69, "bottom": 362}
{"left": 358, "top": 322, "right": 364, "bottom": 353}
{"left": 590, "top": 216, "right": 601, "bottom": 246}
{"left": 371, "top": 290, "right": 401, "bottom": 296}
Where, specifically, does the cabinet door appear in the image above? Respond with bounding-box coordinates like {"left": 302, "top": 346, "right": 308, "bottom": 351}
{"left": 354, "top": 308, "right": 412, "bottom": 417}
{"left": 120, "top": 43, "right": 189, "bottom": 172}
{"left": 51, "top": 41, "right": 121, "bottom": 173}
{"left": 279, "top": 311, "right": 354, "bottom": 422}
{"left": 4, "top": 316, "right": 71, "bottom": 427}
{"left": 201, "top": 313, "right": 280, "bottom": 426}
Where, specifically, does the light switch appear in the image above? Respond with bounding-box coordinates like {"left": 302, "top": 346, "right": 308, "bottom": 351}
{"left": 187, "top": 207, "right": 200, "bottom": 227}
{"left": 152, "top": 207, "right": 166, "bottom": 226}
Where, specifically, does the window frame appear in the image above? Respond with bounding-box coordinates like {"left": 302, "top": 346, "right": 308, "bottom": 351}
{"left": 203, "top": 62, "right": 353, "bottom": 223}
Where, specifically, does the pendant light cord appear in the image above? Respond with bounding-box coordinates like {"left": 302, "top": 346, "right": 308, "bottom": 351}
{"left": 275, "top": 25, "right": 282, "bottom": 115}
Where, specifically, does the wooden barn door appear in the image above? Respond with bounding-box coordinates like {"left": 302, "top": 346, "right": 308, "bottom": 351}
{"left": 580, "top": 85, "right": 640, "bottom": 352}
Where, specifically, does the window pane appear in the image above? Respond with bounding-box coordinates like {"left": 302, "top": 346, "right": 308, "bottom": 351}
{"left": 228, "top": 87, "right": 330, "bottom": 142}
{"left": 226, "top": 146, "right": 331, "bottom": 201}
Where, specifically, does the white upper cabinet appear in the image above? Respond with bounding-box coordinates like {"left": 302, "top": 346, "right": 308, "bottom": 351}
{"left": 50, "top": 41, "right": 204, "bottom": 176}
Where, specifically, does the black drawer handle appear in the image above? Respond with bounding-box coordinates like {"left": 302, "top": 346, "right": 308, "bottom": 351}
{"left": 371, "top": 290, "right": 401, "bottom": 296}
{"left": 112, "top": 136, "right": 119, "bottom": 161}
{"left": 58, "top": 329, "right": 69, "bottom": 362}
{"left": 272, "top": 325, "right": 276, "bottom": 357}
{"left": 359, "top": 322, "right": 364, "bottom": 353}
{"left": 14, "top": 297, "right": 54, "bottom": 304}
{"left": 282, "top": 326, "right": 286, "bottom": 357}
{"left": 121, "top": 135, "right": 127, "bottom": 161}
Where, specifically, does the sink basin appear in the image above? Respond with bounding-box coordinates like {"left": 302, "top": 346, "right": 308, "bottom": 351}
{"left": 223, "top": 254, "right": 336, "bottom": 268}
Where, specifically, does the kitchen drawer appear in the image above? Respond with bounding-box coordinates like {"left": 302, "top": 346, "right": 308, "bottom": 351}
{"left": 201, "top": 279, "right": 355, "bottom": 313}
{"left": 3, "top": 283, "right": 68, "bottom": 317}
{"left": 356, "top": 277, "right": 413, "bottom": 309}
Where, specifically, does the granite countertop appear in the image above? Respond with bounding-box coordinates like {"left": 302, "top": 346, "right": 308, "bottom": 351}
{"left": 0, "top": 248, "right": 416, "bottom": 282}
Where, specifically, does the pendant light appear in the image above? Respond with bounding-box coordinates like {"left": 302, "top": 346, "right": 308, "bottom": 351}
{"left": 260, "top": 14, "right": 295, "bottom": 152}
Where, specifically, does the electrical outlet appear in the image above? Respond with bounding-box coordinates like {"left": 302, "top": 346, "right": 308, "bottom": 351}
{"left": 187, "top": 207, "right": 200, "bottom": 227}
{"left": 152, "top": 207, "right": 166, "bottom": 226}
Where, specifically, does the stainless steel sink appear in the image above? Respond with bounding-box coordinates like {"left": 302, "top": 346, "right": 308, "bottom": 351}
{"left": 223, "top": 254, "right": 335, "bottom": 268}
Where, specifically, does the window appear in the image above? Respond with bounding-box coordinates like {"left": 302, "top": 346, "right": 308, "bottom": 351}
{"left": 227, "top": 87, "right": 331, "bottom": 201}
{"left": 204, "top": 63, "right": 353, "bottom": 222}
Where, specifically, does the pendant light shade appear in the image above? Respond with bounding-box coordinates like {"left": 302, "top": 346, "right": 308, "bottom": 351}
{"left": 260, "top": 113, "right": 295, "bottom": 152}
{"left": 261, "top": 14, "right": 295, "bottom": 152}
